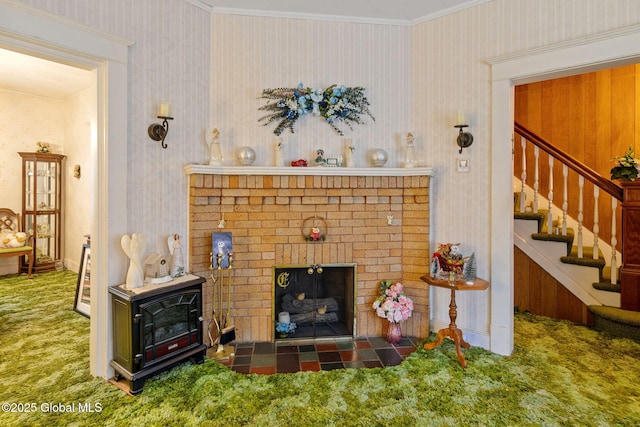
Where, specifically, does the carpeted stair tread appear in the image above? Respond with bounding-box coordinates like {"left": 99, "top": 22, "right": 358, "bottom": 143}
{"left": 592, "top": 281, "right": 621, "bottom": 293}
{"left": 561, "top": 255, "right": 605, "bottom": 269}
{"left": 559, "top": 246, "right": 605, "bottom": 270}
{"left": 532, "top": 228, "right": 575, "bottom": 255}
{"left": 593, "top": 266, "right": 621, "bottom": 292}
{"left": 588, "top": 305, "right": 640, "bottom": 341}
{"left": 588, "top": 305, "right": 640, "bottom": 326}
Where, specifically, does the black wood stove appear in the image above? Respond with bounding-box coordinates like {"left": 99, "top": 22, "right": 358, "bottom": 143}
{"left": 109, "top": 274, "right": 207, "bottom": 394}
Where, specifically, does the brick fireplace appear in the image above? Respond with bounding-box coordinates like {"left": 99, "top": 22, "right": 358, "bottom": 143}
{"left": 185, "top": 165, "right": 433, "bottom": 343}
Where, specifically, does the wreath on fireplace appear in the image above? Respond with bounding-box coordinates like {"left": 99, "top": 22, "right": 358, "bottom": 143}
{"left": 258, "top": 83, "right": 374, "bottom": 136}
{"left": 302, "top": 216, "right": 328, "bottom": 241}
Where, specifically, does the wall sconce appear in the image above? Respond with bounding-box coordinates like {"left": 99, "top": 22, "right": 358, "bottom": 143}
{"left": 148, "top": 103, "right": 173, "bottom": 149}
{"left": 454, "top": 112, "right": 473, "bottom": 154}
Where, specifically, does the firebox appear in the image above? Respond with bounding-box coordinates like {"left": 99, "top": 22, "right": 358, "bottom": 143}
{"left": 273, "top": 263, "right": 356, "bottom": 340}
{"left": 109, "top": 274, "right": 207, "bottom": 394}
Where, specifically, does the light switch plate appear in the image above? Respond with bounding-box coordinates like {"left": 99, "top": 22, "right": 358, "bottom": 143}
{"left": 457, "top": 158, "right": 470, "bottom": 172}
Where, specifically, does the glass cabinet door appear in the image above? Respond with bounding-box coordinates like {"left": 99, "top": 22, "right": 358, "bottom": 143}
{"left": 19, "top": 152, "right": 65, "bottom": 272}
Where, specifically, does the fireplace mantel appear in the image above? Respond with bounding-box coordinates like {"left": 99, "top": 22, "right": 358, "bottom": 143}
{"left": 185, "top": 164, "right": 434, "bottom": 177}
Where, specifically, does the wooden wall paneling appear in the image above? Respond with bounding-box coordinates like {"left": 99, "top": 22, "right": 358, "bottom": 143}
{"left": 528, "top": 254, "right": 542, "bottom": 314}
{"left": 610, "top": 66, "right": 635, "bottom": 159}
{"left": 556, "top": 284, "right": 582, "bottom": 323}
{"left": 594, "top": 69, "right": 612, "bottom": 176}
{"left": 514, "top": 246, "right": 591, "bottom": 324}
{"left": 584, "top": 72, "right": 598, "bottom": 168}
{"left": 514, "top": 246, "right": 530, "bottom": 312}
{"left": 636, "top": 64, "right": 640, "bottom": 155}
{"left": 539, "top": 269, "right": 558, "bottom": 318}
{"left": 569, "top": 74, "right": 586, "bottom": 164}
{"left": 515, "top": 65, "right": 640, "bottom": 251}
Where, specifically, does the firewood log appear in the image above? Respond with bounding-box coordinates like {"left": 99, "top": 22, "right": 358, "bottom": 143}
{"left": 281, "top": 293, "right": 339, "bottom": 314}
{"left": 290, "top": 311, "right": 339, "bottom": 325}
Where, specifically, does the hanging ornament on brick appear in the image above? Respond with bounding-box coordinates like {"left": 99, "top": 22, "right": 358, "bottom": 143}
{"left": 301, "top": 216, "right": 328, "bottom": 241}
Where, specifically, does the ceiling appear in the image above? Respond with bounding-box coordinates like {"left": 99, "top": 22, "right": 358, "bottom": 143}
{"left": 199, "top": 0, "right": 487, "bottom": 23}
{"left": 0, "top": 48, "right": 92, "bottom": 99}
{"left": 0, "top": 1, "right": 486, "bottom": 99}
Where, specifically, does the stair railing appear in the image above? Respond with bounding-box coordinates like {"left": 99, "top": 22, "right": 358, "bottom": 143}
{"left": 514, "top": 122, "right": 623, "bottom": 284}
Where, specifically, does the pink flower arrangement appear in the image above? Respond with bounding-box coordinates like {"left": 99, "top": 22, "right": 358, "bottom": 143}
{"left": 372, "top": 280, "right": 414, "bottom": 323}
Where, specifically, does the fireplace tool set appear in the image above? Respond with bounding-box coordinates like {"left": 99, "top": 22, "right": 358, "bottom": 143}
{"left": 209, "top": 252, "right": 235, "bottom": 360}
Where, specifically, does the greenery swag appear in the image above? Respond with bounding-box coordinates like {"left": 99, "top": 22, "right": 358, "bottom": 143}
{"left": 258, "top": 83, "right": 374, "bottom": 136}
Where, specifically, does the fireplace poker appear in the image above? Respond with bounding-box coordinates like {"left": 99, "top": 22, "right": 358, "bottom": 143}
{"left": 207, "top": 252, "right": 223, "bottom": 348}
{"left": 212, "top": 252, "right": 235, "bottom": 360}
{"left": 219, "top": 253, "right": 236, "bottom": 345}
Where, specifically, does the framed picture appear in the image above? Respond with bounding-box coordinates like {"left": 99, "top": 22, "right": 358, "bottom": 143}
{"left": 74, "top": 244, "right": 91, "bottom": 317}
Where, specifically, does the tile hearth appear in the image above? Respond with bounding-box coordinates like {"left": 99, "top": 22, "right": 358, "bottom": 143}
{"left": 209, "top": 336, "right": 419, "bottom": 374}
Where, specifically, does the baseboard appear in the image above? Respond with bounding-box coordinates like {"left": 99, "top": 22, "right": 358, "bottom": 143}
{"left": 429, "top": 317, "right": 490, "bottom": 350}
{"left": 0, "top": 259, "right": 19, "bottom": 276}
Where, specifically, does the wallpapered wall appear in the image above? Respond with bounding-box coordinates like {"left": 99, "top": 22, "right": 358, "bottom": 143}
{"left": 210, "top": 14, "right": 411, "bottom": 168}
{"left": 16, "top": 0, "right": 640, "bottom": 342}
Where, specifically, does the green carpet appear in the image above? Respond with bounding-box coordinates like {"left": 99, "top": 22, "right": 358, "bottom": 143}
{"left": 1, "top": 271, "right": 640, "bottom": 426}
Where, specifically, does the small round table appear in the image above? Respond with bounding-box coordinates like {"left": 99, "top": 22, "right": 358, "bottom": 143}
{"left": 420, "top": 274, "right": 490, "bottom": 368}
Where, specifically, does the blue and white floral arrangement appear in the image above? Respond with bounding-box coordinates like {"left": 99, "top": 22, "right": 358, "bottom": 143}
{"left": 258, "top": 83, "right": 374, "bottom": 136}
{"left": 275, "top": 321, "right": 297, "bottom": 337}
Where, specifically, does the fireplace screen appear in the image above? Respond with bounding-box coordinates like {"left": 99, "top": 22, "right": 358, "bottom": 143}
{"left": 141, "top": 291, "right": 201, "bottom": 365}
{"left": 273, "top": 263, "right": 355, "bottom": 339}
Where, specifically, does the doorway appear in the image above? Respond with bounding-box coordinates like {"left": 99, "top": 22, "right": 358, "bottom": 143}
{"left": 489, "top": 25, "right": 640, "bottom": 357}
{"left": 0, "top": 0, "right": 131, "bottom": 379}
{"left": 0, "top": 47, "right": 94, "bottom": 276}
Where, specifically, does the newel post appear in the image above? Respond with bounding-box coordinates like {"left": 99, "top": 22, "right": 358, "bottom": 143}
{"left": 620, "top": 181, "right": 640, "bottom": 311}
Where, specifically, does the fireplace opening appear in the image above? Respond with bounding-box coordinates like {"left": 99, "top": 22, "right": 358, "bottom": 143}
{"left": 273, "top": 263, "right": 356, "bottom": 340}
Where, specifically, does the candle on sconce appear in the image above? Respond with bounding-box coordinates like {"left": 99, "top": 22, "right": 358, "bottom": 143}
{"left": 456, "top": 111, "right": 466, "bottom": 126}
{"left": 159, "top": 103, "right": 172, "bottom": 117}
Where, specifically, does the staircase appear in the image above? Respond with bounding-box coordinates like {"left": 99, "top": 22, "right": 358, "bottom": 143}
{"left": 514, "top": 123, "right": 640, "bottom": 341}
{"left": 514, "top": 190, "right": 620, "bottom": 309}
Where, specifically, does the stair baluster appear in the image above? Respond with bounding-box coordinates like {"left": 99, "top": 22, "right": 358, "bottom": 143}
{"left": 611, "top": 198, "right": 618, "bottom": 285}
{"left": 533, "top": 146, "right": 539, "bottom": 213}
{"left": 547, "top": 156, "right": 554, "bottom": 234}
{"left": 562, "top": 164, "right": 568, "bottom": 236}
{"left": 593, "top": 186, "right": 600, "bottom": 260}
{"left": 520, "top": 136, "right": 526, "bottom": 213}
{"left": 577, "top": 175, "right": 584, "bottom": 258}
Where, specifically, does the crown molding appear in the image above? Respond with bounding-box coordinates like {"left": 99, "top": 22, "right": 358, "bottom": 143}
{"left": 412, "top": 0, "right": 493, "bottom": 25}
{"left": 209, "top": 7, "right": 411, "bottom": 26}
{"left": 191, "top": 0, "right": 495, "bottom": 26}
{"left": 185, "top": 0, "right": 214, "bottom": 13}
